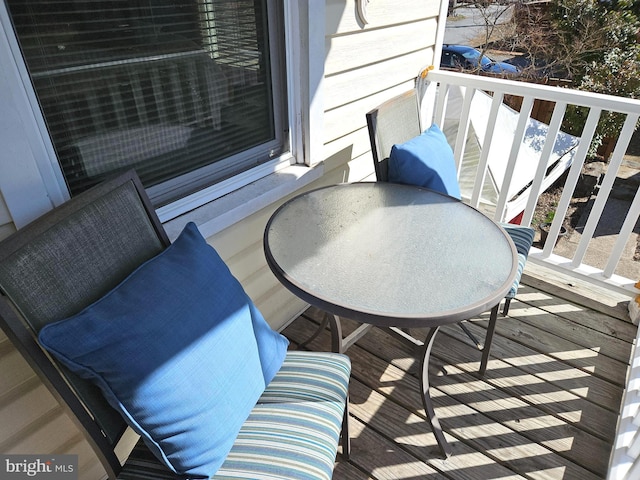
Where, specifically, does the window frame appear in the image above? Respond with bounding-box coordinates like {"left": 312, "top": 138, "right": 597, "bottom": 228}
{"left": 0, "top": 0, "right": 324, "bottom": 229}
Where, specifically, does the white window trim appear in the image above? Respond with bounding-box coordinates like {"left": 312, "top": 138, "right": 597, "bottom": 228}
{"left": 0, "top": 0, "right": 69, "bottom": 229}
{"left": 0, "top": 0, "right": 325, "bottom": 233}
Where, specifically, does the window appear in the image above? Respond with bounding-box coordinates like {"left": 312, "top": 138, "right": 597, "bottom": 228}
{"left": 5, "top": 0, "right": 287, "bottom": 207}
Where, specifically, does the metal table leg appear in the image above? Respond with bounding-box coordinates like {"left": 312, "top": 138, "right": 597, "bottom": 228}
{"left": 327, "top": 313, "right": 374, "bottom": 354}
{"left": 326, "top": 315, "right": 451, "bottom": 458}
{"left": 420, "top": 326, "right": 452, "bottom": 458}
{"left": 327, "top": 313, "right": 344, "bottom": 353}
{"left": 297, "top": 314, "right": 330, "bottom": 349}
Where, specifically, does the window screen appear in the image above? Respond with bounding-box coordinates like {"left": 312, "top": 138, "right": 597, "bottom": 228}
{"left": 6, "top": 0, "right": 284, "bottom": 205}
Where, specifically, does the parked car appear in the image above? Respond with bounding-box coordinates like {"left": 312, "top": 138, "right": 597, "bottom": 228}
{"left": 440, "top": 44, "right": 520, "bottom": 75}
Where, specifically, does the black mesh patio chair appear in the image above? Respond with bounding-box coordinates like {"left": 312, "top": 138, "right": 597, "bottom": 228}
{"left": 366, "top": 89, "right": 535, "bottom": 376}
{"left": 0, "top": 170, "right": 350, "bottom": 479}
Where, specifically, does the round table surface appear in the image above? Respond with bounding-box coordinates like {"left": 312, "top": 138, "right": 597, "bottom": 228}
{"left": 264, "top": 182, "right": 518, "bottom": 328}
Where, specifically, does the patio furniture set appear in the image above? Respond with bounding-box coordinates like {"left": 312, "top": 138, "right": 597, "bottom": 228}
{"left": 0, "top": 89, "right": 534, "bottom": 478}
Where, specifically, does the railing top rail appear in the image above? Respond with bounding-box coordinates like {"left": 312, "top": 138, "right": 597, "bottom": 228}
{"left": 428, "top": 70, "right": 640, "bottom": 115}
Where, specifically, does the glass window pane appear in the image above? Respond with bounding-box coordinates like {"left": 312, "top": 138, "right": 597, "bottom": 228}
{"left": 7, "top": 0, "right": 283, "bottom": 204}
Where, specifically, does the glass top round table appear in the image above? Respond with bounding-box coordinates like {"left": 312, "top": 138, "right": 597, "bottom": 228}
{"left": 264, "top": 182, "right": 518, "bottom": 459}
{"left": 264, "top": 182, "right": 517, "bottom": 329}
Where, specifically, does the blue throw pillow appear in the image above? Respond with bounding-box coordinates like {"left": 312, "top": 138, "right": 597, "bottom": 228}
{"left": 38, "top": 222, "right": 289, "bottom": 478}
{"left": 388, "top": 124, "right": 461, "bottom": 199}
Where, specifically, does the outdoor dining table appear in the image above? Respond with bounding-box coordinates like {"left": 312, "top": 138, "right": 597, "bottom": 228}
{"left": 263, "top": 182, "right": 518, "bottom": 458}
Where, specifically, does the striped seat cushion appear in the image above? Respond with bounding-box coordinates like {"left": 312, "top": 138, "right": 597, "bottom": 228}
{"left": 500, "top": 224, "right": 535, "bottom": 299}
{"left": 215, "top": 351, "right": 350, "bottom": 479}
{"left": 118, "top": 351, "right": 350, "bottom": 480}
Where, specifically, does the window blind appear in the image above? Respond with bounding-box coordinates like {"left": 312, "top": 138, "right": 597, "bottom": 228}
{"left": 7, "top": 0, "right": 281, "bottom": 203}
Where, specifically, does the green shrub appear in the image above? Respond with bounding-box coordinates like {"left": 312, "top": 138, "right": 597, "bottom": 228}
{"left": 548, "top": 0, "right": 640, "bottom": 156}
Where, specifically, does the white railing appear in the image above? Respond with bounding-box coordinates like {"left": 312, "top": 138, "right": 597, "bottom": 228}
{"left": 419, "top": 69, "right": 640, "bottom": 480}
{"left": 419, "top": 69, "right": 640, "bottom": 296}
{"left": 609, "top": 338, "right": 640, "bottom": 480}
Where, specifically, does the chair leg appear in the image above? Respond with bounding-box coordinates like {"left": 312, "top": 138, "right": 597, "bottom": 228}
{"left": 502, "top": 297, "right": 512, "bottom": 316}
{"left": 479, "top": 304, "right": 499, "bottom": 377}
{"left": 341, "top": 395, "right": 350, "bottom": 459}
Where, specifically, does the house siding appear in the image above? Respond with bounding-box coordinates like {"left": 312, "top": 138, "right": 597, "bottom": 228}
{"left": 0, "top": 329, "right": 105, "bottom": 478}
{"left": 0, "top": 1, "right": 441, "bottom": 478}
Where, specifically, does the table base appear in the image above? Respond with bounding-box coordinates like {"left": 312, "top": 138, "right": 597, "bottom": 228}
{"left": 319, "top": 312, "right": 453, "bottom": 459}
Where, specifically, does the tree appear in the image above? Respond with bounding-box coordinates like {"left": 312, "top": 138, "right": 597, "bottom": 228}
{"left": 549, "top": 0, "right": 640, "bottom": 80}
{"left": 562, "top": 45, "right": 640, "bottom": 155}
{"left": 509, "top": 0, "right": 640, "bottom": 154}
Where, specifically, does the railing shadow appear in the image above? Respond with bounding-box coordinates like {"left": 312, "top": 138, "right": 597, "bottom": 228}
{"left": 283, "top": 299, "right": 626, "bottom": 479}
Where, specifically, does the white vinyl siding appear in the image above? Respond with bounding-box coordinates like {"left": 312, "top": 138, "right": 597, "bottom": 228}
{"left": 323, "top": 0, "right": 440, "bottom": 178}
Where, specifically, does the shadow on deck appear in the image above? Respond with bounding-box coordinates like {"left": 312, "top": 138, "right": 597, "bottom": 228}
{"left": 282, "top": 269, "right": 636, "bottom": 480}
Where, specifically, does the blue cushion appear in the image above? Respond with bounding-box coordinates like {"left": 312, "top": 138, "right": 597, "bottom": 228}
{"left": 38, "top": 222, "right": 289, "bottom": 478}
{"left": 388, "top": 124, "right": 461, "bottom": 199}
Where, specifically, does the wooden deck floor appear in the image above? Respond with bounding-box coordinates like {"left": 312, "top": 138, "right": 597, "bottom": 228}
{"left": 282, "top": 267, "right": 637, "bottom": 480}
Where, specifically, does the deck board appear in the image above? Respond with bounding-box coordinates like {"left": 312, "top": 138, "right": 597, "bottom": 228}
{"left": 515, "top": 284, "right": 637, "bottom": 341}
{"left": 439, "top": 322, "right": 620, "bottom": 442}
{"left": 441, "top": 320, "right": 624, "bottom": 411}
{"left": 475, "top": 308, "right": 629, "bottom": 386}
{"left": 281, "top": 274, "right": 636, "bottom": 480}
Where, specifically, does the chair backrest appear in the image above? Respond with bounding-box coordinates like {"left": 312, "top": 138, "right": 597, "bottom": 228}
{"left": 365, "top": 90, "right": 422, "bottom": 181}
{"left": 0, "top": 170, "right": 169, "bottom": 479}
